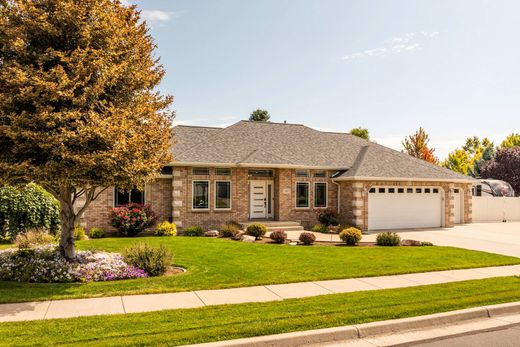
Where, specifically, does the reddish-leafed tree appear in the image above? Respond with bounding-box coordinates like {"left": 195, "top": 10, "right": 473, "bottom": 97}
{"left": 402, "top": 127, "right": 439, "bottom": 164}
{"left": 480, "top": 147, "right": 520, "bottom": 196}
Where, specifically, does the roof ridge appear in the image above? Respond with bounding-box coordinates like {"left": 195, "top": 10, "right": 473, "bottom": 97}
{"left": 347, "top": 144, "right": 370, "bottom": 177}
{"left": 238, "top": 148, "right": 295, "bottom": 165}
{"left": 174, "top": 124, "right": 224, "bottom": 129}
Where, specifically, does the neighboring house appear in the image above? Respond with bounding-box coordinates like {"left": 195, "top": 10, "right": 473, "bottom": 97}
{"left": 81, "top": 121, "right": 474, "bottom": 231}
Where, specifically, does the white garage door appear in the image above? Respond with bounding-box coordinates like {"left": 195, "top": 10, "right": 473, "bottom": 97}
{"left": 368, "top": 186, "right": 443, "bottom": 230}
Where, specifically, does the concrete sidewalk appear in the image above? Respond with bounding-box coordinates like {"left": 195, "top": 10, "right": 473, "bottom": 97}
{"left": 1, "top": 264, "right": 519, "bottom": 323}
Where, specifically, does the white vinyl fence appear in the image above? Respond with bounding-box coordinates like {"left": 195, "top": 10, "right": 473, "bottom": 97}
{"left": 472, "top": 197, "right": 520, "bottom": 222}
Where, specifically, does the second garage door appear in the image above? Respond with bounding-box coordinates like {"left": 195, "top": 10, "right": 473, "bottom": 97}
{"left": 368, "top": 186, "right": 443, "bottom": 230}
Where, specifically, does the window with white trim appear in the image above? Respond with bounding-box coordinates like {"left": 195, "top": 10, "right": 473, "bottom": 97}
{"left": 295, "top": 169, "right": 309, "bottom": 178}
{"left": 215, "top": 168, "right": 231, "bottom": 176}
{"left": 314, "top": 182, "right": 327, "bottom": 208}
{"left": 215, "top": 181, "right": 231, "bottom": 209}
{"left": 296, "top": 182, "right": 309, "bottom": 208}
{"left": 192, "top": 181, "right": 209, "bottom": 209}
{"left": 314, "top": 170, "right": 326, "bottom": 178}
{"left": 192, "top": 167, "right": 209, "bottom": 176}
{"left": 114, "top": 187, "right": 144, "bottom": 207}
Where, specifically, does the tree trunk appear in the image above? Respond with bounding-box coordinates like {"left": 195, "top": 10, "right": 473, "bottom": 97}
{"left": 59, "top": 192, "right": 76, "bottom": 259}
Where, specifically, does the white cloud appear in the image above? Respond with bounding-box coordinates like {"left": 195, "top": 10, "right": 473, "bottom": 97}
{"left": 343, "top": 31, "right": 440, "bottom": 61}
{"left": 141, "top": 10, "right": 180, "bottom": 24}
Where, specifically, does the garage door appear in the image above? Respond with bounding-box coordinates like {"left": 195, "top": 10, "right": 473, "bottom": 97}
{"left": 368, "top": 187, "right": 442, "bottom": 230}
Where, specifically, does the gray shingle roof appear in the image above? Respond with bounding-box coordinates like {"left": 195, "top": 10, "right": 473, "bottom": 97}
{"left": 171, "top": 121, "right": 472, "bottom": 182}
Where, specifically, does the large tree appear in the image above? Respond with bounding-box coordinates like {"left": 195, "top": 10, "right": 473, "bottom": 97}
{"left": 402, "top": 127, "right": 439, "bottom": 164}
{"left": 249, "top": 108, "right": 270, "bottom": 122}
{"left": 349, "top": 127, "right": 370, "bottom": 140}
{"left": 0, "top": 0, "right": 174, "bottom": 258}
{"left": 481, "top": 147, "right": 520, "bottom": 196}
{"left": 442, "top": 137, "right": 494, "bottom": 176}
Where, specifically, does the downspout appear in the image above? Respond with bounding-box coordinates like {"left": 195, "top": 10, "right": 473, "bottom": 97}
{"left": 332, "top": 180, "right": 340, "bottom": 214}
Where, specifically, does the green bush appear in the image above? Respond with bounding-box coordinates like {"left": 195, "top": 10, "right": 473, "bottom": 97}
{"left": 316, "top": 208, "right": 339, "bottom": 226}
{"left": 421, "top": 241, "right": 434, "bottom": 246}
{"left": 74, "top": 224, "right": 87, "bottom": 240}
{"left": 339, "top": 227, "right": 362, "bottom": 246}
{"left": 89, "top": 227, "right": 105, "bottom": 239}
{"left": 154, "top": 221, "right": 177, "bottom": 236}
{"left": 183, "top": 226, "right": 204, "bottom": 237}
{"left": 269, "top": 230, "right": 287, "bottom": 244}
{"left": 376, "top": 232, "right": 401, "bottom": 246}
{"left": 123, "top": 243, "right": 173, "bottom": 277}
{"left": 245, "top": 223, "right": 267, "bottom": 238}
{"left": 299, "top": 232, "right": 316, "bottom": 245}
{"left": 219, "top": 223, "right": 240, "bottom": 238}
{"left": 312, "top": 224, "right": 328, "bottom": 233}
{"left": 0, "top": 183, "right": 60, "bottom": 241}
{"left": 15, "top": 228, "right": 56, "bottom": 249}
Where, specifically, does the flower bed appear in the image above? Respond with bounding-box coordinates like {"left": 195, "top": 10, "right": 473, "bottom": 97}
{"left": 0, "top": 245, "right": 147, "bottom": 283}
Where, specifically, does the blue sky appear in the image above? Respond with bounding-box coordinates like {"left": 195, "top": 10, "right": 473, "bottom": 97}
{"left": 127, "top": 0, "right": 520, "bottom": 158}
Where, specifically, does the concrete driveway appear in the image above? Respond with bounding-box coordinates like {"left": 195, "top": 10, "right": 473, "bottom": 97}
{"left": 283, "top": 222, "right": 520, "bottom": 258}
{"left": 366, "top": 222, "right": 520, "bottom": 258}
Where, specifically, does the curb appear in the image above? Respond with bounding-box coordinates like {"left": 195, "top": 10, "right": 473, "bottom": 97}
{"left": 183, "top": 301, "right": 520, "bottom": 347}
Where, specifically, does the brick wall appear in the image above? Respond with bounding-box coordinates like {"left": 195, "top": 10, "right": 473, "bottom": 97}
{"left": 80, "top": 178, "right": 173, "bottom": 232}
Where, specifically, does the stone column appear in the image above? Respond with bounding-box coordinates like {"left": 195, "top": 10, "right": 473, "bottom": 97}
{"left": 464, "top": 184, "right": 473, "bottom": 223}
{"left": 351, "top": 182, "right": 366, "bottom": 230}
{"left": 172, "top": 168, "right": 184, "bottom": 227}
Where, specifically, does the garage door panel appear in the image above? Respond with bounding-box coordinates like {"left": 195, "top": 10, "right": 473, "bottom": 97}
{"left": 368, "top": 187, "right": 442, "bottom": 230}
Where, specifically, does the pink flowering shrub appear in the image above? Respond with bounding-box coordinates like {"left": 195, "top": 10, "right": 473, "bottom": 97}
{"left": 111, "top": 203, "right": 158, "bottom": 236}
{"left": 0, "top": 245, "right": 147, "bottom": 283}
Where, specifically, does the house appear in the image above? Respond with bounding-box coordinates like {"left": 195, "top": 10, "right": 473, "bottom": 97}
{"left": 81, "top": 121, "right": 474, "bottom": 232}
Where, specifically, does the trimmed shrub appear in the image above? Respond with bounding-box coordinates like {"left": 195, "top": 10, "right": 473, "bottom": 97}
{"left": 312, "top": 224, "right": 328, "bottom": 233}
{"left": 219, "top": 223, "right": 240, "bottom": 238}
{"left": 0, "top": 183, "right": 60, "bottom": 241}
{"left": 123, "top": 243, "right": 173, "bottom": 277}
{"left": 376, "top": 232, "right": 401, "bottom": 246}
{"left": 299, "top": 232, "right": 316, "bottom": 245}
{"left": 74, "top": 224, "right": 87, "bottom": 240}
{"left": 89, "top": 227, "right": 105, "bottom": 239}
{"left": 421, "top": 241, "right": 434, "bottom": 246}
{"left": 111, "top": 203, "right": 158, "bottom": 237}
{"left": 339, "top": 227, "right": 362, "bottom": 246}
{"left": 316, "top": 208, "right": 339, "bottom": 226}
{"left": 270, "top": 230, "right": 287, "bottom": 244}
{"left": 183, "top": 226, "right": 204, "bottom": 237}
{"left": 15, "top": 229, "right": 55, "bottom": 249}
{"left": 246, "top": 223, "right": 267, "bottom": 238}
{"left": 225, "top": 221, "right": 243, "bottom": 230}
{"left": 154, "top": 221, "right": 177, "bottom": 236}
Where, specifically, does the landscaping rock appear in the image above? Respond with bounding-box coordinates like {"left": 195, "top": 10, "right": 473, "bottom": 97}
{"left": 401, "top": 239, "right": 422, "bottom": 246}
{"left": 241, "top": 235, "right": 256, "bottom": 243}
{"left": 232, "top": 231, "right": 245, "bottom": 240}
{"left": 204, "top": 230, "right": 219, "bottom": 237}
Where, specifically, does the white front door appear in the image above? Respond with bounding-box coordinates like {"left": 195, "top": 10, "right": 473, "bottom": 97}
{"left": 249, "top": 181, "right": 273, "bottom": 219}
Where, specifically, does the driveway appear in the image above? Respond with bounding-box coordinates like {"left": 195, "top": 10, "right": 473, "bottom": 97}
{"left": 284, "top": 222, "right": 520, "bottom": 258}
{"left": 367, "top": 222, "right": 520, "bottom": 258}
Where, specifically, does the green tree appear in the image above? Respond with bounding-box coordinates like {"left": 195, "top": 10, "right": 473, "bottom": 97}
{"left": 0, "top": 0, "right": 173, "bottom": 258}
{"left": 0, "top": 183, "right": 60, "bottom": 241}
{"left": 443, "top": 137, "right": 494, "bottom": 177}
{"left": 249, "top": 108, "right": 270, "bottom": 122}
{"left": 349, "top": 127, "right": 370, "bottom": 140}
{"left": 501, "top": 133, "right": 520, "bottom": 148}
{"left": 402, "top": 127, "right": 439, "bottom": 164}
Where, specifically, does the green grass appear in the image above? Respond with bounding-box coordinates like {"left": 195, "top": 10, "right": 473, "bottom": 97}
{"left": 0, "top": 236, "right": 519, "bottom": 304}
{"left": 1, "top": 277, "right": 520, "bottom": 347}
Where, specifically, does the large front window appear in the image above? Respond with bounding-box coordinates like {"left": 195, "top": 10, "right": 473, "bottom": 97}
{"left": 215, "top": 181, "right": 231, "bottom": 209}
{"left": 296, "top": 182, "right": 309, "bottom": 208}
{"left": 192, "top": 181, "right": 209, "bottom": 209}
{"left": 314, "top": 182, "right": 327, "bottom": 208}
{"left": 114, "top": 188, "right": 144, "bottom": 207}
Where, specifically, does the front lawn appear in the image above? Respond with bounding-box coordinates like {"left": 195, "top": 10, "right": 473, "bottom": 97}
{"left": 0, "top": 236, "right": 519, "bottom": 304}
{"left": 1, "top": 277, "right": 520, "bottom": 346}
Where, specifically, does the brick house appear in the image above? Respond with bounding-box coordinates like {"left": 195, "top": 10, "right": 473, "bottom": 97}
{"left": 81, "top": 121, "right": 474, "bottom": 232}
